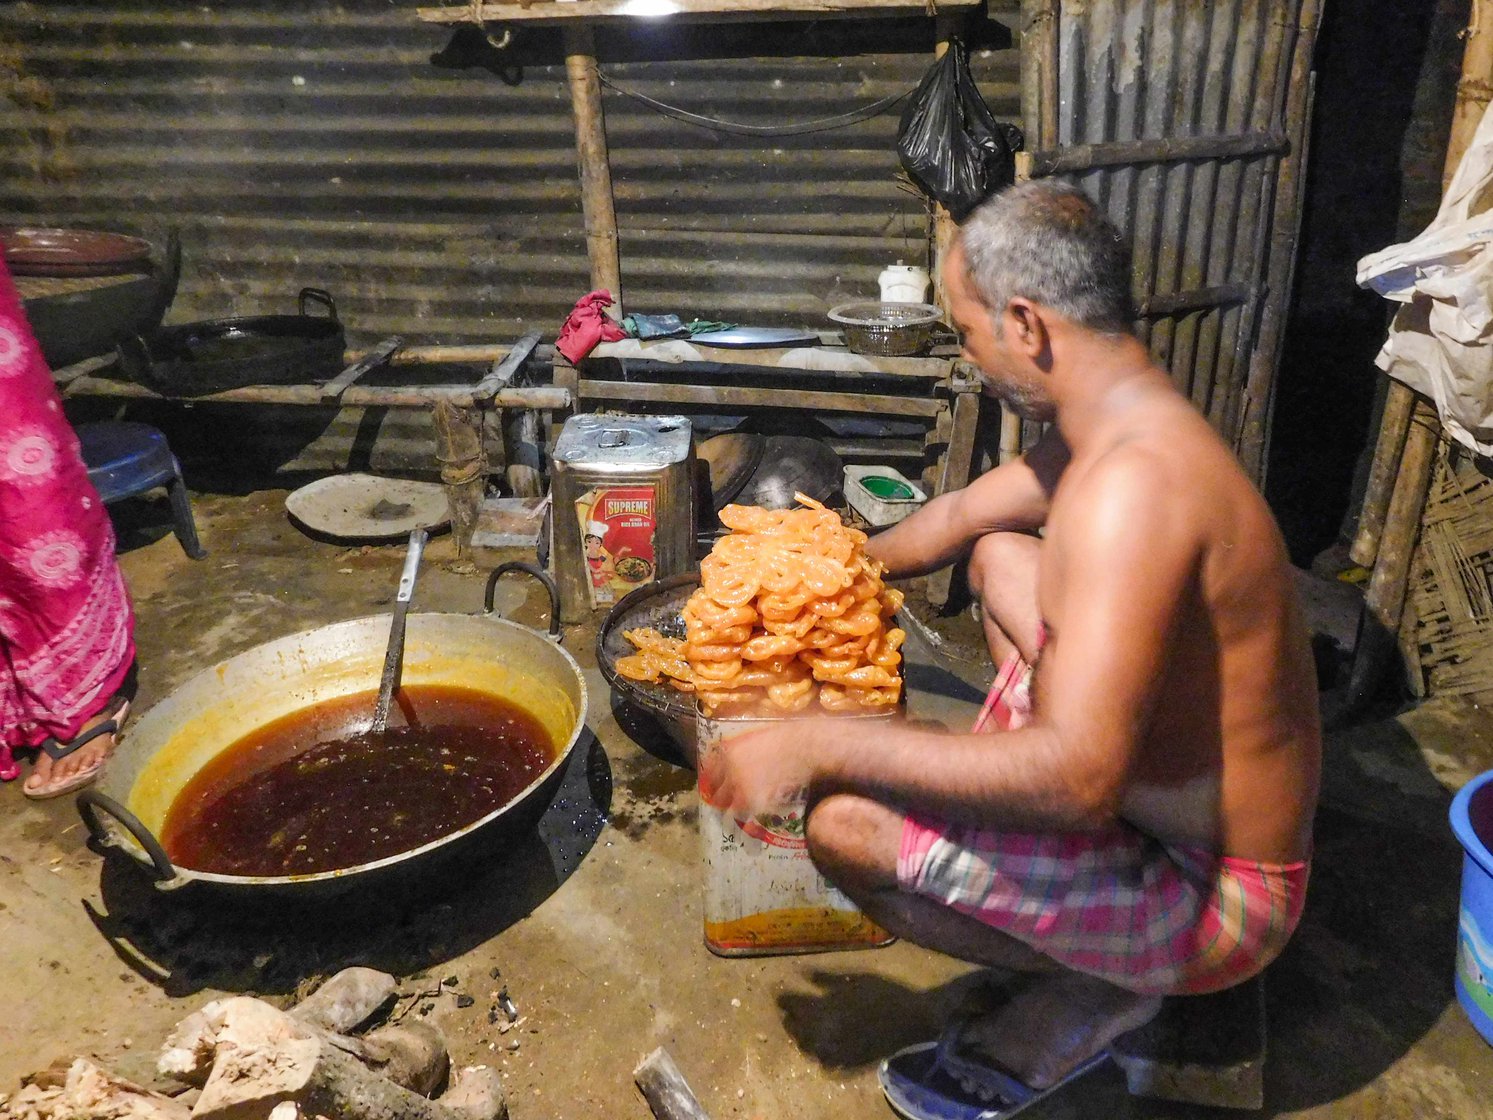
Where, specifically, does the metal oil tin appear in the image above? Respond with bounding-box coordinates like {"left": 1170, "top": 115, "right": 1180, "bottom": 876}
{"left": 698, "top": 709, "right": 897, "bottom": 957}
{"left": 550, "top": 414, "right": 696, "bottom": 623}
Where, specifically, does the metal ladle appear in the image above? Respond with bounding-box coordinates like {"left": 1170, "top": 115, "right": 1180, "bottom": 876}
{"left": 370, "top": 527, "right": 427, "bottom": 732}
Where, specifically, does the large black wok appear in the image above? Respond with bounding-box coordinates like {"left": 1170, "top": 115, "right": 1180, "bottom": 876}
{"left": 22, "top": 232, "right": 181, "bottom": 370}
{"left": 118, "top": 287, "right": 346, "bottom": 396}
{"left": 78, "top": 565, "right": 587, "bottom": 898}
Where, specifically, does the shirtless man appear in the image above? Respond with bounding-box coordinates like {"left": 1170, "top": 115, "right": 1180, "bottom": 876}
{"left": 704, "top": 180, "right": 1321, "bottom": 1107}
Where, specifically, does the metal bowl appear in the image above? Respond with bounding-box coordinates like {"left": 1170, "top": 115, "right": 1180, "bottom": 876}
{"left": 596, "top": 573, "right": 700, "bottom": 765}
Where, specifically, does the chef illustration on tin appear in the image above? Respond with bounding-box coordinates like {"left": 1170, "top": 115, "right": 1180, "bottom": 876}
{"left": 583, "top": 519, "right": 617, "bottom": 601}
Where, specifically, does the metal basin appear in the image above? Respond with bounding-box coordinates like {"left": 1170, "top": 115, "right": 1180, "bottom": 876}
{"left": 596, "top": 574, "right": 699, "bottom": 766}
{"left": 79, "top": 610, "right": 587, "bottom": 898}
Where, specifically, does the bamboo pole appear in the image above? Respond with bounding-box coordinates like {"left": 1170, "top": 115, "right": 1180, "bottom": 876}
{"left": 62, "top": 375, "right": 570, "bottom": 411}
{"left": 1346, "top": 397, "right": 1440, "bottom": 702}
{"left": 564, "top": 27, "right": 623, "bottom": 312}
{"left": 1349, "top": 381, "right": 1415, "bottom": 567}
{"left": 1234, "top": 0, "right": 1321, "bottom": 478}
{"left": 929, "top": 14, "right": 964, "bottom": 315}
{"left": 1349, "top": 0, "right": 1493, "bottom": 569}
{"left": 1344, "top": 0, "right": 1493, "bottom": 706}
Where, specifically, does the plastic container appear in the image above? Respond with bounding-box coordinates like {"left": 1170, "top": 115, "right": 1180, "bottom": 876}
{"left": 879, "top": 261, "right": 931, "bottom": 303}
{"left": 844, "top": 464, "right": 928, "bottom": 527}
{"left": 1451, "top": 768, "right": 1493, "bottom": 1047}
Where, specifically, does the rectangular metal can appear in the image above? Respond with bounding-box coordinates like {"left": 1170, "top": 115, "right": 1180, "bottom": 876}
{"left": 698, "top": 710, "right": 896, "bottom": 957}
{"left": 549, "top": 414, "right": 696, "bottom": 623}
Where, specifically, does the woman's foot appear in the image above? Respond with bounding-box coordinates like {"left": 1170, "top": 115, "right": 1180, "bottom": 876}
{"left": 22, "top": 695, "right": 130, "bottom": 800}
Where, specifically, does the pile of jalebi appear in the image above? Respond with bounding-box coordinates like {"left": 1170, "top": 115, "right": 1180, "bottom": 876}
{"left": 616, "top": 494, "right": 904, "bottom": 717}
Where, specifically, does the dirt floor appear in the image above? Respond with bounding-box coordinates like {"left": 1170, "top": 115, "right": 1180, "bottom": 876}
{"left": 3, "top": 489, "right": 1493, "bottom": 1118}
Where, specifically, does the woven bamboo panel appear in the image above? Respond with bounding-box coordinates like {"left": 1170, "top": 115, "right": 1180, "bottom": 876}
{"left": 1407, "top": 448, "right": 1493, "bottom": 700}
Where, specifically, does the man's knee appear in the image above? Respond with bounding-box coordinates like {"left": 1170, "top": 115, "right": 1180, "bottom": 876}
{"left": 966, "top": 531, "right": 1039, "bottom": 600}
{"left": 804, "top": 793, "right": 903, "bottom": 894}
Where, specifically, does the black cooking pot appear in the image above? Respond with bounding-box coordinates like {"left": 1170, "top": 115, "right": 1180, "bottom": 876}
{"left": 22, "top": 232, "right": 181, "bottom": 370}
{"left": 118, "top": 287, "right": 346, "bottom": 396}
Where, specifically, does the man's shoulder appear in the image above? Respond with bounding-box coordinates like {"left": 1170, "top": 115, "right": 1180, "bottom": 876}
{"left": 1065, "top": 434, "right": 1186, "bottom": 508}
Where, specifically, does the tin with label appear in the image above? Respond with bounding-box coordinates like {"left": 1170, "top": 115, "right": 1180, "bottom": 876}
{"left": 698, "top": 710, "right": 896, "bottom": 956}
{"left": 550, "top": 415, "right": 696, "bottom": 623}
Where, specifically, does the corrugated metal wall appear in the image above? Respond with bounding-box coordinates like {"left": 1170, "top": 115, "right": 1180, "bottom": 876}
{"left": 0, "top": 3, "right": 1019, "bottom": 347}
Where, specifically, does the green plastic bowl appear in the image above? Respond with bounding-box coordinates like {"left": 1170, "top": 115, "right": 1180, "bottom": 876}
{"left": 860, "top": 475, "right": 917, "bottom": 501}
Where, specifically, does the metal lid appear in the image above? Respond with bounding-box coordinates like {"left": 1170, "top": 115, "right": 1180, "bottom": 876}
{"left": 553, "top": 414, "right": 693, "bottom": 469}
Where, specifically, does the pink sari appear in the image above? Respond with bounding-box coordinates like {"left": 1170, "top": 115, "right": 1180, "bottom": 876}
{"left": 0, "top": 252, "right": 135, "bottom": 780}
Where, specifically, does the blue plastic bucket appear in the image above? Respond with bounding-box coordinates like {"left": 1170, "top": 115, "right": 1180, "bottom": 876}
{"left": 1450, "top": 768, "right": 1493, "bottom": 1046}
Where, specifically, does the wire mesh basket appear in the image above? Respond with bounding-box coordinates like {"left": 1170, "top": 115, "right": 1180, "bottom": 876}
{"left": 828, "top": 301, "right": 943, "bottom": 357}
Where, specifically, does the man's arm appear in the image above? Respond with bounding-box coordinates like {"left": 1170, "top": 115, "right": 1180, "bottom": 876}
{"left": 709, "top": 449, "right": 1198, "bottom": 833}
{"left": 867, "top": 427, "right": 1070, "bottom": 579}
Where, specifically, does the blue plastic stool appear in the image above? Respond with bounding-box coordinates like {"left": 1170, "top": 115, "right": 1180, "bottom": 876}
{"left": 76, "top": 421, "right": 206, "bottom": 559}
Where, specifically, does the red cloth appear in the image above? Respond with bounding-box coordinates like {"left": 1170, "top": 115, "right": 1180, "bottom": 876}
{"left": 555, "top": 289, "right": 625, "bottom": 364}
{"left": 0, "top": 251, "right": 135, "bottom": 779}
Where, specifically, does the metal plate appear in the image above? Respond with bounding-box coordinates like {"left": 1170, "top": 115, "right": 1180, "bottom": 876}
{"left": 0, "top": 226, "right": 152, "bottom": 276}
{"left": 690, "top": 327, "right": 821, "bottom": 348}
{"left": 286, "top": 473, "right": 450, "bottom": 541}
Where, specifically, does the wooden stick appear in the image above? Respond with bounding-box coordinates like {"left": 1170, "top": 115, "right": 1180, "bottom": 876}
{"left": 1137, "top": 283, "right": 1251, "bottom": 318}
{"left": 926, "top": 382, "right": 982, "bottom": 610}
{"left": 1026, "top": 128, "right": 1289, "bottom": 178}
{"left": 565, "top": 27, "right": 622, "bottom": 312}
{"left": 1346, "top": 0, "right": 1491, "bottom": 694}
{"left": 634, "top": 1048, "right": 711, "bottom": 1120}
{"left": 321, "top": 337, "right": 405, "bottom": 403}
{"left": 1448, "top": 0, "right": 1493, "bottom": 182}
{"left": 418, "top": 0, "right": 980, "bottom": 24}
{"left": 929, "top": 14, "right": 964, "bottom": 316}
{"left": 573, "top": 377, "right": 944, "bottom": 417}
{"left": 433, "top": 399, "right": 487, "bottom": 565}
{"left": 1350, "top": 381, "right": 1415, "bottom": 568}
{"left": 173, "top": 998, "right": 493, "bottom": 1120}
{"left": 1235, "top": 0, "right": 1323, "bottom": 479}
{"left": 64, "top": 375, "right": 570, "bottom": 411}
{"left": 472, "top": 331, "right": 542, "bottom": 401}
{"left": 351, "top": 343, "right": 557, "bottom": 367}
{"left": 7, "top": 1059, "right": 191, "bottom": 1120}
{"left": 1346, "top": 397, "right": 1440, "bottom": 702}
{"left": 289, "top": 967, "right": 399, "bottom": 1034}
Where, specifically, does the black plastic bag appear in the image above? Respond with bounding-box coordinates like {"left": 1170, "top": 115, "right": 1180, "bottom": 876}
{"left": 897, "top": 40, "right": 1024, "bottom": 222}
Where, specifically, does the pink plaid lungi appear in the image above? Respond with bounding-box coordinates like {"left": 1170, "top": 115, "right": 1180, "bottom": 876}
{"left": 897, "top": 649, "right": 1308, "bottom": 995}
{"left": 0, "top": 251, "right": 134, "bottom": 780}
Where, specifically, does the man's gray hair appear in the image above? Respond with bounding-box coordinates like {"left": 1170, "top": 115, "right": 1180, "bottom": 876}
{"left": 959, "top": 180, "right": 1134, "bottom": 335}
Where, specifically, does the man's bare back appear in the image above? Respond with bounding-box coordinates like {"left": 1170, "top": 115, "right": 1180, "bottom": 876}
{"left": 1035, "top": 384, "right": 1320, "bottom": 862}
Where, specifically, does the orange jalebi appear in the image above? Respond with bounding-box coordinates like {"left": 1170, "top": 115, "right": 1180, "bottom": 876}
{"left": 617, "top": 493, "right": 904, "bottom": 716}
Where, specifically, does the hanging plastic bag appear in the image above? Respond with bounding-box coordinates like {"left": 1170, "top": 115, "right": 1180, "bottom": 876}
{"left": 897, "top": 39, "right": 1024, "bottom": 222}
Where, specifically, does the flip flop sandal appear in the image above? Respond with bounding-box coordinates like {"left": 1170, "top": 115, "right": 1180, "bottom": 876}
{"left": 878, "top": 1019, "right": 1110, "bottom": 1120}
{"left": 23, "top": 695, "right": 131, "bottom": 801}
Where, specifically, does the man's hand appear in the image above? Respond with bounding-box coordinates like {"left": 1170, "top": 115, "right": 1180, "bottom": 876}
{"left": 699, "top": 722, "right": 822, "bottom": 822}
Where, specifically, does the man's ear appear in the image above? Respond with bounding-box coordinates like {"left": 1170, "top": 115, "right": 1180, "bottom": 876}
{"left": 1005, "top": 297, "right": 1049, "bottom": 358}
